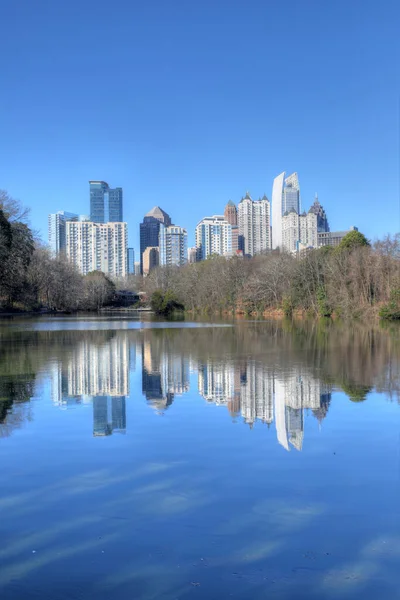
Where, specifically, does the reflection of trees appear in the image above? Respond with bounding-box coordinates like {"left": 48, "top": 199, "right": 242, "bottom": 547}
{"left": 1, "top": 320, "right": 400, "bottom": 437}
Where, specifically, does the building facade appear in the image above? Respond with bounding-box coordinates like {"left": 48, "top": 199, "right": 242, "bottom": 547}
{"left": 139, "top": 206, "right": 171, "bottom": 274}
{"left": 48, "top": 211, "right": 78, "bottom": 255}
{"left": 187, "top": 246, "right": 197, "bottom": 264}
{"left": 224, "top": 200, "right": 238, "bottom": 226}
{"left": 66, "top": 220, "right": 128, "bottom": 277}
{"left": 89, "top": 181, "right": 123, "bottom": 223}
{"left": 159, "top": 224, "right": 187, "bottom": 267}
{"left": 272, "top": 171, "right": 300, "bottom": 250}
{"left": 195, "top": 216, "right": 232, "bottom": 260}
{"left": 309, "top": 195, "right": 330, "bottom": 232}
{"left": 142, "top": 246, "right": 159, "bottom": 275}
{"left": 317, "top": 227, "right": 358, "bottom": 248}
{"left": 238, "top": 193, "right": 271, "bottom": 256}
{"left": 282, "top": 210, "right": 317, "bottom": 253}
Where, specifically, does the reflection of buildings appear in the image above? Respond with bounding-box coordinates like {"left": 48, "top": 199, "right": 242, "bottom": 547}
{"left": 141, "top": 338, "right": 190, "bottom": 413}
{"left": 50, "top": 334, "right": 130, "bottom": 436}
{"left": 93, "top": 396, "right": 126, "bottom": 436}
{"left": 197, "top": 359, "right": 331, "bottom": 451}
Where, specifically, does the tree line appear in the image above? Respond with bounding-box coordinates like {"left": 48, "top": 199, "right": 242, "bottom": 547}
{"left": 1, "top": 189, "right": 399, "bottom": 318}
{"left": 0, "top": 190, "right": 116, "bottom": 312}
{"left": 145, "top": 230, "right": 400, "bottom": 319}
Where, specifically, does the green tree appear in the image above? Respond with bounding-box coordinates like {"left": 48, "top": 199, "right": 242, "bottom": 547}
{"left": 337, "top": 230, "right": 370, "bottom": 251}
{"left": 151, "top": 290, "right": 184, "bottom": 315}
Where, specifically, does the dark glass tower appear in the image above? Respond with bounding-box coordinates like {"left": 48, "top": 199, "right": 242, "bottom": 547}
{"left": 139, "top": 206, "right": 171, "bottom": 274}
{"left": 308, "top": 194, "right": 330, "bottom": 232}
{"left": 89, "top": 181, "right": 123, "bottom": 223}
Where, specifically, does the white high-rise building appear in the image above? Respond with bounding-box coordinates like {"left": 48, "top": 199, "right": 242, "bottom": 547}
{"left": 282, "top": 210, "right": 317, "bottom": 253}
{"left": 195, "top": 216, "right": 232, "bottom": 260}
{"left": 48, "top": 211, "right": 79, "bottom": 256}
{"left": 159, "top": 224, "right": 188, "bottom": 267}
{"left": 66, "top": 221, "right": 128, "bottom": 277}
{"left": 238, "top": 192, "right": 271, "bottom": 256}
{"left": 272, "top": 172, "right": 300, "bottom": 250}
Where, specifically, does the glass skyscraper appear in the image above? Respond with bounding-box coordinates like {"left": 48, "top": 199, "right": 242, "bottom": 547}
{"left": 48, "top": 211, "right": 78, "bottom": 255}
{"left": 139, "top": 206, "right": 171, "bottom": 274}
{"left": 89, "top": 181, "right": 123, "bottom": 223}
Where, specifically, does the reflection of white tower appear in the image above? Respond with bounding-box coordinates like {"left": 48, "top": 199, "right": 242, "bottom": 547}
{"left": 274, "top": 377, "right": 289, "bottom": 450}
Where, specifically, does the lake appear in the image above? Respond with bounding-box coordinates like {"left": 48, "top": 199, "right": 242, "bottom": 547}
{"left": 1, "top": 315, "right": 400, "bottom": 599}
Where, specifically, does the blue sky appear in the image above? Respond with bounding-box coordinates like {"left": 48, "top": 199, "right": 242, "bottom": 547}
{"left": 1, "top": 0, "right": 399, "bottom": 249}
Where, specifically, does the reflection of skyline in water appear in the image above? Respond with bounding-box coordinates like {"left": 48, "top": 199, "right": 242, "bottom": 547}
{"left": 50, "top": 335, "right": 130, "bottom": 436}
{"left": 198, "top": 360, "right": 331, "bottom": 451}
{"left": 2, "top": 322, "right": 400, "bottom": 444}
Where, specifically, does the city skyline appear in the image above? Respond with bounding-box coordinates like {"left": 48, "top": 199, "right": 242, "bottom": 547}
{"left": 49, "top": 330, "right": 333, "bottom": 450}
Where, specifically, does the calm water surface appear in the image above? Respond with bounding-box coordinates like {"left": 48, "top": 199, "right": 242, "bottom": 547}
{"left": 1, "top": 316, "right": 400, "bottom": 599}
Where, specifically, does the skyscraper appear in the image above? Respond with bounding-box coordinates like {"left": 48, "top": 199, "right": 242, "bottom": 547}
{"left": 159, "top": 224, "right": 188, "bottom": 267}
{"left": 139, "top": 206, "right": 171, "bottom": 274}
{"left": 89, "top": 181, "right": 123, "bottom": 223}
{"left": 272, "top": 172, "right": 300, "bottom": 250}
{"left": 66, "top": 220, "right": 128, "bottom": 276}
{"left": 195, "top": 216, "right": 232, "bottom": 260}
{"left": 309, "top": 194, "right": 330, "bottom": 232}
{"left": 224, "top": 200, "right": 237, "bottom": 226}
{"left": 282, "top": 210, "right": 317, "bottom": 253}
{"left": 272, "top": 172, "right": 285, "bottom": 250}
{"left": 127, "top": 248, "right": 135, "bottom": 274}
{"left": 238, "top": 193, "right": 271, "bottom": 256}
{"left": 48, "top": 211, "right": 78, "bottom": 255}
{"left": 282, "top": 173, "right": 300, "bottom": 214}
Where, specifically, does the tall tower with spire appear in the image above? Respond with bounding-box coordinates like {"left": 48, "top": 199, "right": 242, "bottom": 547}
{"left": 224, "top": 200, "right": 237, "bottom": 226}
{"left": 308, "top": 194, "right": 330, "bottom": 232}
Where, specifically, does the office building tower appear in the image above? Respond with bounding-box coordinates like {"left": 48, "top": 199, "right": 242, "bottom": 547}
{"left": 195, "top": 216, "right": 232, "bottom": 260}
{"left": 142, "top": 246, "right": 159, "bottom": 275}
{"left": 187, "top": 246, "right": 197, "bottom": 263}
{"left": 318, "top": 226, "right": 358, "bottom": 248}
{"left": 139, "top": 206, "right": 171, "bottom": 274}
{"left": 127, "top": 248, "right": 135, "bottom": 275}
{"left": 159, "top": 224, "right": 188, "bottom": 267}
{"left": 134, "top": 261, "right": 141, "bottom": 275}
{"left": 224, "top": 200, "right": 238, "bottom": 226}
{"left": 48, "top": 211, "right": 78, "bottom": 256}
{"left": 89, "top": 181, "right": 123, "bottom": 223}
{"left": 282, "top": 173, "right": 300, "bottom": 214}
{"left": 309, "top": 194, "right": 330, "bottom": 232}
{"left": 272, "top": 172, "right": 299, "bottom": 250}
{"left": 238, "top": 192, "right": 271, "bottom": 256}
{"left": 66, "top": 221, "right": 128, "bottom": 276}
{"left": 282, "top": 210, "right": 317, "bottom": 253}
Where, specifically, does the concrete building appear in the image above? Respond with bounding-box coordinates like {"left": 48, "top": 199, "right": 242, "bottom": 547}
{"left": 159, "top": 224, "right": 187, "bottom": 267}
{"left": 89, "top": 181, "right": 123, "bottom": 223}
{"left": 48, "top": 211, "right": 78, "bottom": 256}
{"left": 139, "top": 206, "right": 171, "bottom": 274}
{"left": 238, "top": 192, "right": 271, "bottom": 256}
{"left": 188, "top": 246, "right": 197, "bottom": 263}
{"left": 224, "top": 200, "right": 238, "bottom": 226}
{"left": 318, "top": 226, "right": 358, "bottom": 248}
{"left": 282, "top": 210, "right": 317, "bottom": 253}
{"left": 134, "top": 261, "right": 141, "bottom": 275}
{"left": 195, "top": 216, "right": 232, "bottom": 260}
{"left": 142, "top": 246, "right": 159, "bottom": 275}
{"left": 66, "top": 220, "right": 128, "bottom": 277}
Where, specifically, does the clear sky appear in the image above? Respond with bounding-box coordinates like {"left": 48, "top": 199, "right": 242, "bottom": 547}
{"left": 1, "top": 0, "right": 399, "bottom": 249}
